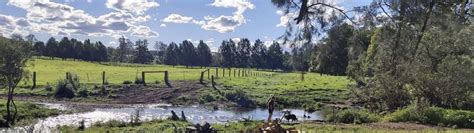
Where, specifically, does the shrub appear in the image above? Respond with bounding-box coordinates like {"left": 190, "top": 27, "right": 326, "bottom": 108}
{"left": 45, "top": 82, "right": 53, "bottom": 91}
{"left": 442, "top": 109, "right": 474, "bottom": 128}
{"left": 326, "top": 109, "right": 380, "bottom": 124}
{"left": 76, "top": 88, "right": 89, "bottom": 97}
{"left": 224, "top": 89, "right": 256, "bottom": 108}
{"left": 384, "top": 104, "right": 474, "bottom": 128}
{"left": 54, "top": 80, "right": 75, "bottom": 99}
{"left": 199, "top": 91, "right": 223, "bottom": 103}
{"left": 122, "top": 80, "right": 132, "bottom": 84}
{"left": 134, "top": 77, "right": 144, "bottom": 84}
{"left": 383, "top": 101, "right": 443, "bottom": 125}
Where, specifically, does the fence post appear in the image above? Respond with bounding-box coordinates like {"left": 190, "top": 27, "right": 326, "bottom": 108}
{"left": 215, "top": 68, "right": 218, "bottom": 79}
{"left": 238, "top": 69, "right": 240, "bottom": 77}
{"left": 234, "top": 69, "right": 236, "bottom": 77}
{"left": 211, "top": 76, "right": 216, "bottom": 89}
{"left": 164, "top": 71, "right": 172, "bottom": 87}
{"left": 66, "top": 72, "right": 69, "bottom": 80}
{"left": 200, "top": 71, "right": 205, "bottom": 84}
{"left": 102, "top": 71, "right": 106, "bottom": 85}
{"left": 31, "top": 72, "right": 36, "bottom": 90}
{"left": 222, "top": 68, "right": 225, "bottom": 77}
{"left": 142, "top": 72, "right": 146, "bottom": 86}
{"left": 207, "top": 69, "right": 210, "bottom": 79}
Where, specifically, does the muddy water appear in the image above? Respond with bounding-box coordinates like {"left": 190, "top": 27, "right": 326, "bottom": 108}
{"left": 3, "top": 103, "right": 323, "bottom": 132}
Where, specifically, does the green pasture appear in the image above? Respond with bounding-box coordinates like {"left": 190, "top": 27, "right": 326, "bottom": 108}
{"left": 25, "top": 59, "right": 270, "bottom": 86}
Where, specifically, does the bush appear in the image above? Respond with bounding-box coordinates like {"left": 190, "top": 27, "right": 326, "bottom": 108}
{"left": 122, "top": 80, "right": 132, "bottom": 84}
{"left": 383, "top": 101, "right": 443, "bottom": 125}
{"left": 442, "top": 109, "right": 474, "bottom": 128}
{"left": 134, "top": 77, "right": 144, "bottom": 84}
{"left": 224, "top": 89, "right": 256, "bottom": 108}
{"left": 76, "top": 88, "right": 89, "bottom": 97}
{"left": 199, "top": 91, "right": 223, "bottom": 103}
{"left": 45, "top": 82, "right": 53, "bottom": 91}
{"left": 326, "top": 109, "right": 380, "bottom": 124}
{"left": 54, "top": 80, "right": 75, "bottom": 99}
{"left": 384, "top": 103, "right": 474, "bottom": 128}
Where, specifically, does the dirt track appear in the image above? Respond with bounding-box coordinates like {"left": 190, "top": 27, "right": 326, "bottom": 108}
{"left": 113, "top": 80, "right": 207, "bottom": 104}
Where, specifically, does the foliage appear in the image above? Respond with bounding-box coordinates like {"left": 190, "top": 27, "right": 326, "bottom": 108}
{"left": 0, "top": 35, "right": 33, "bottom": 126}
{"left": 196, "top": 40, "right": 212, "bottom": 67}
{"left": 384, "top": 101, "right": 474, "bottom": 128}
{"left": 132, "top": 39, "right": 153, "bottom": 64}
{"left": 0, "top": 100, "right": 61, "bottom": 127}
{"left": 178, "top": 40, "right": 198, "bottom": 67}
{"left": 54, "top": 79, "right": 75, "bottom": 99}
{"left": 311, "top": 23, "right": 354, "bottom": 75}
{"left": 223, "top": 89, "right": 256, "bottom": 108}
{"left": 325, "top": 108, "right": 380, "bottom": 124}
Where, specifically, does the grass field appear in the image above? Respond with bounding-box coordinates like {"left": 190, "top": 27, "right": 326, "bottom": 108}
{"left": 14, "top": 58, "right": 351, "bottom": 108}
{"left": 216, "top": 72, "right": 351, "bottom": 108}
{"left": 23, "top": 58, "right": 273, "bottom": 86}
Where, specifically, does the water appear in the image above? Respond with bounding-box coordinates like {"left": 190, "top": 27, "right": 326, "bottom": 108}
{"left": 2, "top": 103, "right": 323, "bottom": 132}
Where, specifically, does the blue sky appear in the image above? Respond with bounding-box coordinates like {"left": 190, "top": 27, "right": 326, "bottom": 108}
{"left": 0, "top": 0, "right": 371, "bottom": 51}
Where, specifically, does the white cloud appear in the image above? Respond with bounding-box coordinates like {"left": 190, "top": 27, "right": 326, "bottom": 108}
{"left": 132, "top": 25, "right": 158, "bottom": 38}
{"left": 3, "top": 0, "right": 159, "bottom": 38}
{"left": 276, "top": 12, "right": 296, "bottom": 27}
{"left": 162, "top": 14, "right": 193, "bottom": 23}
{"left": 210, "top": 0, "right": 255, "bottom": 14}
{"left": 160, "top": 23, "right": 167, "bottom": 27}
{"left": 0, "top": 14, "right": 30, "bottom": 37}
{"left": 106, "top": 0, "right": 159, "bottom": 15}
{"left": 158, "top": 0, "right": 255, "bottom": 33}
{"left": 199, "top": 0, "right": 255, "bottom": 33}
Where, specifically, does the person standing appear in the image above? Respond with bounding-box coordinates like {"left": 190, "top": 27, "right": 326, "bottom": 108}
{"left": 267, "top": 95, "right": 276, "bottom": 123}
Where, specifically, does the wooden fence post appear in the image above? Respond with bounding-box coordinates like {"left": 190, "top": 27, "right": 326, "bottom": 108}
{"left": 215, "top": 68, "right": 218, "bottom": 79}
{"left": 102, "top": 71, "right": 106, "bottom": 85}
{"left": 66, "top": 72, "right": 69, "bottom": 80}
{"left": 211, "top": 76, "right": 216, "bottom": 89}
{"left": 142, "top": 72, "right": 146, "bottom": 86}
{"left": 200, "top": 71, "right": 205, "bottom": 84}
{"left": 228, "top": 68, "right": 231, "bottom": 77}
{"left": 207, "top": 69, "right": 210, "bottom": 79}
{"left": 31, "top": 72, "right": 36, "bottom": 90}
{"left": 164, "top": 71, "right": 171, "bottom": 87}
{"left": 234, "top": 69, "right": 236, "bottom": 77}
{"left": 222, "top": 68, "right": 225, "bottom": 77}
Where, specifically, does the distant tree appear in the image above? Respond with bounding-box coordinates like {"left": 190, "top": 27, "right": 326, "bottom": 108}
{"left": 164, "top": 42, "right": 179, "bottom": 66}
{"left": 312, "top": 23, "right": 353, "bottom": 75}
{"left": 70, "top": 38, "right": 82, "bottom": 60}
{"left": 58, "top": 37, "right": 73, "bottom": 60}
{"left": 290, "top": 42, "right": 313, "bottom": 72}
{"left": 95, "top": 41, "right": 108, "bottom": 62}
{"left": 219, "top": 40, "right": 237, "bottom": 68}
{"left": 82, "top": 39, "right": 94, "bottom": 61}
{"left": 179, "top": 40, "right": 198, "bottom": 67}
{"left": 154, "top": 41, "right": 167, "bottom": 64}
{"left": 25, "top": 34, "right": 37, "bottom": 45}
{"left": 106, "top": 47, "right": 118, "bottom": 62}
{"left": 196, "top": 40, "right": 212, "bottom": 67}
{"left": 117, "top": 36, "right": 134, "bottom": 62}
{"left": 236, "top": 38, "right": 251, "bottom": 68}
{"left": 0, "top": 36, "right": 33, "bottom": 126}
{"left": 251, "top": 39, "right": 267, "bottom": 70}
{"left": 45, "top": 37, "right": 58, "bottom": 59}
{"left": 132, "top": 39, "right": 153, "bottom": 64}
{"left": 267, "top": 42, "right": 284, "bottom": 70}
{"left": 33, "top": 41, "right": 45, "bottom": 56}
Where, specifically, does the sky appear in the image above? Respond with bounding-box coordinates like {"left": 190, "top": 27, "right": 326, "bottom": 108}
{"left": 0, "top": 0, "right": 371, "bottom": 51}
